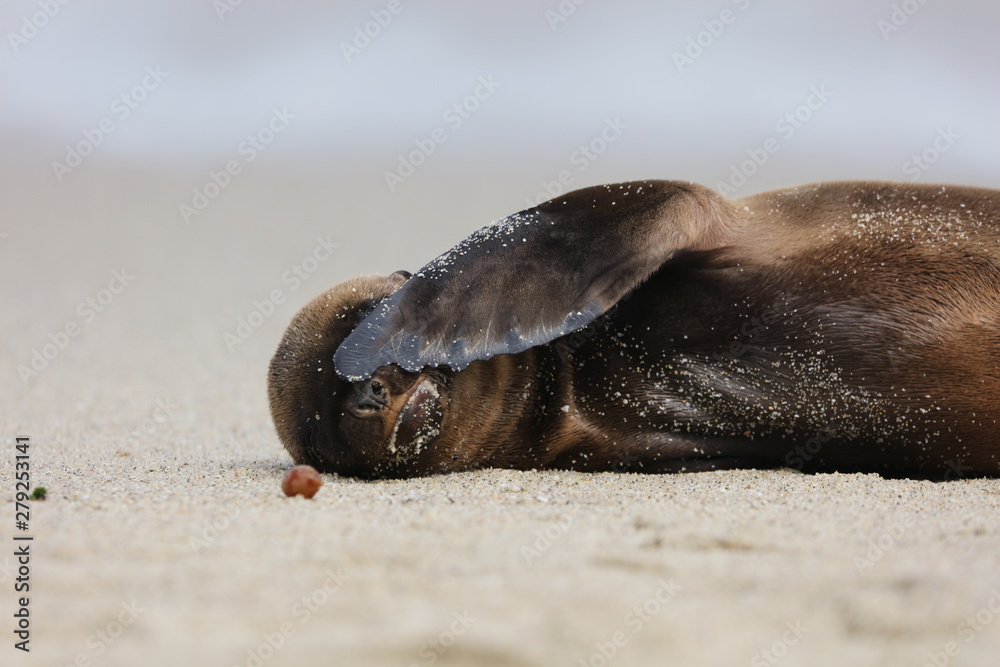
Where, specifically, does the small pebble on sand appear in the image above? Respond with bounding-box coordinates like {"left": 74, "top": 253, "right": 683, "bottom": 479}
{"left": 282, "top": 465, "right": 323, "bottom": 499}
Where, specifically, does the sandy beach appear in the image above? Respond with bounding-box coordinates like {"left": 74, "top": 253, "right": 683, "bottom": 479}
{"left": 3, "top": 166, "right": 1000, "bottom": 667}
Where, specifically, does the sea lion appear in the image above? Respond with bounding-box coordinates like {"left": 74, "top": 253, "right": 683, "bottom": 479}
{"left": 268, "top": 180, "right": 1000, "bottom": 479}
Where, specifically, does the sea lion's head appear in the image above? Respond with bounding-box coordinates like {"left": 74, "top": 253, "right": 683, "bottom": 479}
{"left": 267, "top": 272, "right": 453, "bottom": 478}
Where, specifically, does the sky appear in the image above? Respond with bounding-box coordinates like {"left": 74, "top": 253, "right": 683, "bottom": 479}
{"left": 2, "top": 0, "right": 998, "bottom": 195}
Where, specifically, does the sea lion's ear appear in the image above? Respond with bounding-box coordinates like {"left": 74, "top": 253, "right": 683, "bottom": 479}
{"left": 335, "top": 181, "right": 734, "bottom": 381}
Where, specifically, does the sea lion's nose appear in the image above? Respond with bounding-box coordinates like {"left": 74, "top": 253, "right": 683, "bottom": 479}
{"left": 355, "top": 379, "right": 389, "bottom": 410}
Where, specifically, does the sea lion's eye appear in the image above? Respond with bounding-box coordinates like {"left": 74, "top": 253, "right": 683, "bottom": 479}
{"left": 371, "top": 380, "right": 387, "bottom": 401}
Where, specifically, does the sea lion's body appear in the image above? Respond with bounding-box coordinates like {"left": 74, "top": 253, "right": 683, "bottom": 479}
{"left": 268, "top": 180, "right": 1000, "bottom": 479}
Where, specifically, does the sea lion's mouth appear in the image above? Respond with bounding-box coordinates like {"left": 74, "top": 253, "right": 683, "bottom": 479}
{"left": 383, "top": 376, "right": 444, "bottom": 463}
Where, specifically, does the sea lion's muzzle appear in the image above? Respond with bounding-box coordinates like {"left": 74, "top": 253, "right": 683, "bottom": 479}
{"left": 383, "top": 376, "right": 445, "bottom": 464}
{"left": 344, "top": 370, "right": 446, "bottom": 468}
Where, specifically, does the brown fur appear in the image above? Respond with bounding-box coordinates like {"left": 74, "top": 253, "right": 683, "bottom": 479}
{"left": 268, "top": 181, "right": 1000, "bottom": 479}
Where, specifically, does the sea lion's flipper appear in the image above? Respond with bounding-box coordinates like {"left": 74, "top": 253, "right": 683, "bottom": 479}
{"left": 335, "top": 181, "right": 733, "bottom": 381}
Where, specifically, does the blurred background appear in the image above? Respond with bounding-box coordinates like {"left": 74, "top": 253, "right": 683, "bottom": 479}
{"left": 2, "top": 0, "right": 999, "bottom": 419}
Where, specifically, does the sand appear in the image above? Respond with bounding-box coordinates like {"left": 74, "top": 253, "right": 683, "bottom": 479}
{"left": 3, "top": 166, "right": 999, "bottom": 666}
